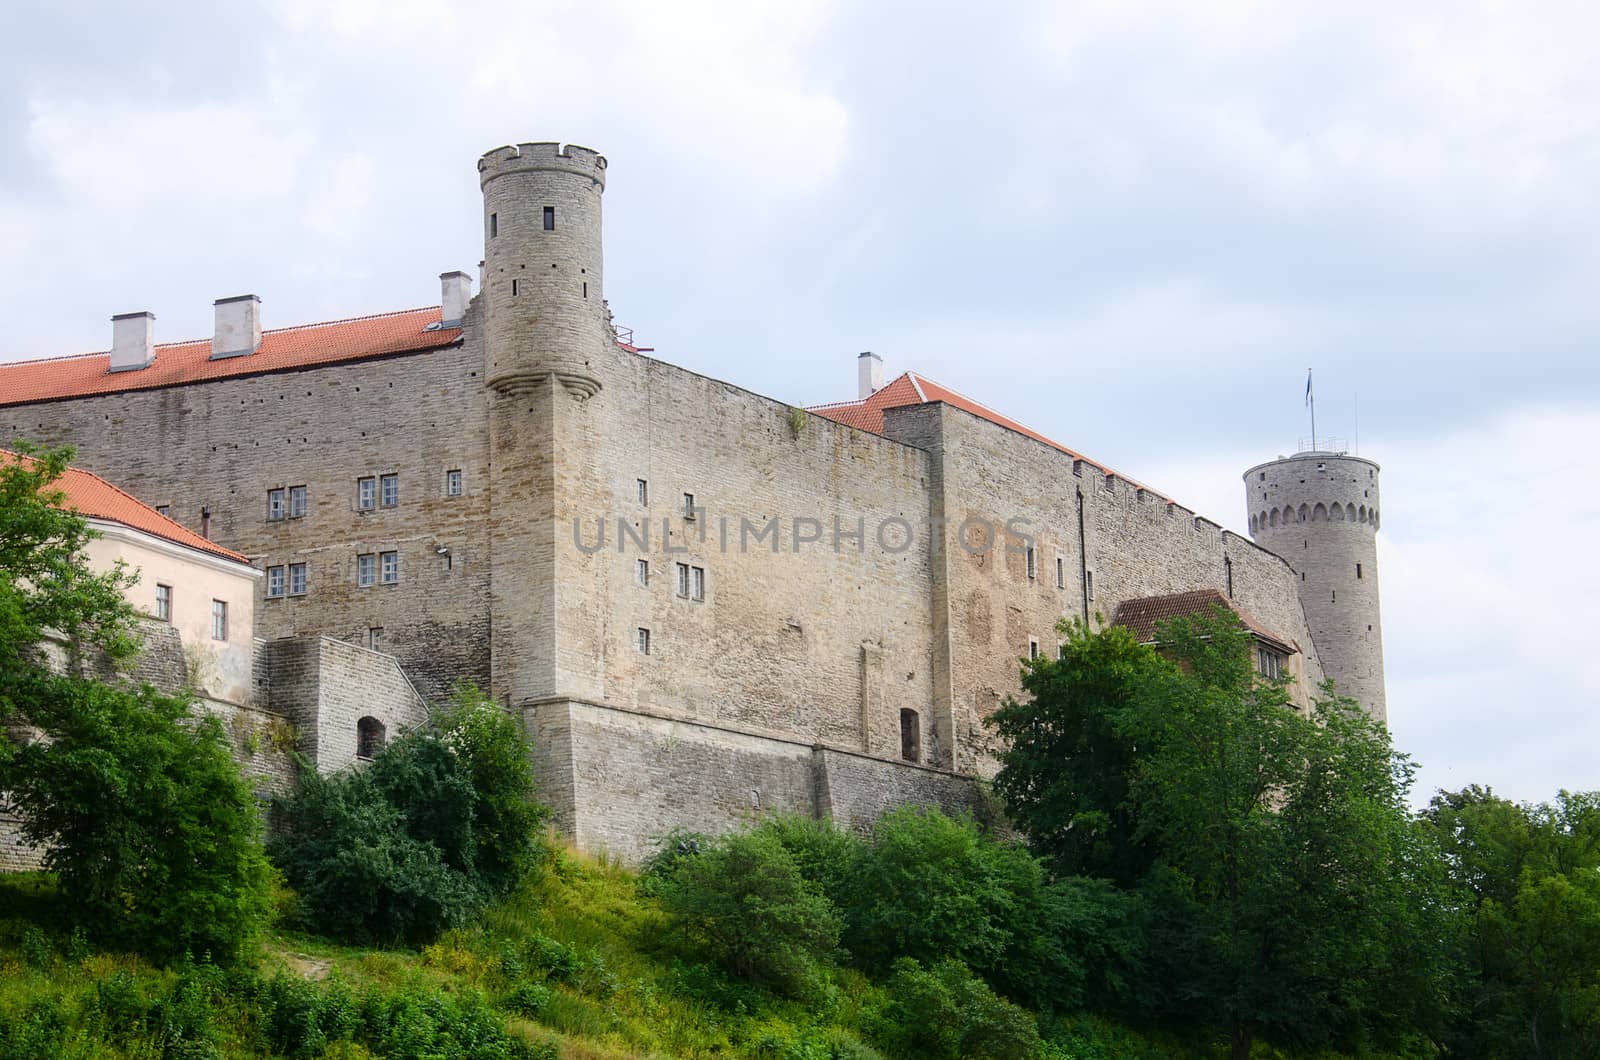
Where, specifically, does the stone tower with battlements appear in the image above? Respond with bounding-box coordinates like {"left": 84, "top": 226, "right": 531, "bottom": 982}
{"left": 477, "top": 142, "right": 612, "bottom": 711}
{"left": 1244, "top": 451, "right": 1386, "bottom": 721}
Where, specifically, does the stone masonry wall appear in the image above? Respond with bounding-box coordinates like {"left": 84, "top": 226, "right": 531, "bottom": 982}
{"left": 530, "top": 698, "right": 985, "bottom": 864}
{"left": 262, "top": 635, "right": 430, "bottom": 772}
{"left": 555, "top": 344, "right": 939, "bottom": 761}
{"left": 884, "top": 402, "right": 1324, "bottom": 776}
{"left": 3, "top": 339, "right": 491, "bottom": 701}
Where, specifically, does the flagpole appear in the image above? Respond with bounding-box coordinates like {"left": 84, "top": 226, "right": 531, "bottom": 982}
{"left": 1306, "top": 369, "right": 1316, "bottom": 451}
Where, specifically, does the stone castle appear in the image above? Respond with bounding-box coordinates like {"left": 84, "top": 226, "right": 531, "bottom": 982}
{"left": 0, "top": 141, "right": 1386, "bottom": 860}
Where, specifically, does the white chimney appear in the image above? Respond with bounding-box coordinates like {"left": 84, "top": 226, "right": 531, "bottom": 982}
{"left": 108, "top": 312, "right": 155, "bottom": 373}
{"left": 440, "top": 271, "right": 473, "bottom": 326}
{"left": 858, "top": 351, "right": 883, "bottom": 399}
{"left": 211, "top": 295, "right": 262, "bottom": 359}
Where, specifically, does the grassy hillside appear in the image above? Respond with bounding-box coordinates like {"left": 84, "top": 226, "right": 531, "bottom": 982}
{"left": 0, "top": 844, "right": 1220, "bottom": 1060}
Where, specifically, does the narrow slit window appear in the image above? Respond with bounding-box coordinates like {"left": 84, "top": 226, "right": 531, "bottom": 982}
{"left": 511, "top": 279, "right": 518, "bottom": 296}
{"left": 543, "top": 206, "right": 555, "bottom": 230}
{"left": 1025, "top": 545, "right": 1036, "bottom": 581}
{"left": 691, "top": 566, "right": 705, "bottom": 602}
{"left": 489, "top": 213, "right": 498, "bottom": 238}
{"left": 900, "top": 709, "right": 921, "bottom": 763}
{"left": 637, "top": 478, "right": 649, "bottom": 506}
{"left": 1029, "top": 638, "right": 1040, "bottom": 660}
{"left": 1356, "top": 563, "right": 1363, "bottom": 579}
{"left": 1056, "top": 555, "right": 1065, "bottom": 589}
{"left": 637, "top": 559, "right": 650, "bottom": 586}
{"left": 637, "top": 628, "right": 650, "bottom": 655}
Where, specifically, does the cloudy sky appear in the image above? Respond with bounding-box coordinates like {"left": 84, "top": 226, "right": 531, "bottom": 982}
{"left": 3, "top": 0, "right": 1596, "bottom": 804}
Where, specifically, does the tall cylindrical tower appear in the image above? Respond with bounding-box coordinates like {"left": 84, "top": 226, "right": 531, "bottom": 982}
{"left": 1244, "top": 451, "right": 1386, "bottom": 721}
{"left": 477, "top": 142, "right": 609, "bottom": 398}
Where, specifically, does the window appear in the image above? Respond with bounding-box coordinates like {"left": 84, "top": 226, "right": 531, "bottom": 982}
{"left": 267, "top": 488, "right": 286, "bottom": 521}
{"left": 266, "top": 565, "right": 285, "bottom": 598}
{"left": 1086, "top": 570, "right": 1094, "bottom": 601}
{"left": 288, "top": 563, "right": 308, "bottom": 595}
{"left": 155, "top": 504, "right": 170, "bottom": 516}
{"left": 155, "top": 583, "right": 172, "bottom": 622}
{"left": 1029, "top": 638, "right": 1040, "bottom": 660}
{"left": 1356, "top": 562, "right": 1363, "bottom": 579}
{"left": 380, "top": 551, "right": 399, "bottom": 584}
{"left": 380, "top": 473, "right": 399, "bottom": 508}
{"left": 682, "top": 492, "right": 696, "bottom": 519}
{"left": 636, "top": 559, "right": 650, "bottom": 586}
{"left": 489, "top": 212, "right": 497, "bottom": 237}
{"left": 637, "top": 627, "right": 651, "bottom": 655}
{"left": 511, "top": 279, "right": 518, "bottom": 296}
{"left": 446, "top": 469, "right": 463, "bottom": 496}
{"left": 211, "top": 600, "right": 228, "bottom": 641}
{"left": 288, "top": 485, "right": 308, "bottom": 518}
{"left": 357, "top": 476, "right": 376, "bottom": 510}
{"left": 691, "top": 566, "right": 705, "bottom": 602}
{"left": 1257, "top": 647, "right": 1285, "bottom": 681}
{"left": 356, "top": 716, "right": 386, "bottom": 760}
{"left": 1056, "top": 556, "right": 1065, "bottom": 589}
{"left": 676, "top": 562, "right": 690, "bottom": 598}
{"left": 1025, "top": 545, "right": 1036, "bottom": 581}
{"left": 367, "top": 627, "right": 383, "bottom": 651}
{"left": 543, "top": 206, "right": 556, "bottom": 230}
{"left": 900, "top": 709, "right": 921, "bottom": 763}
{"left": 637, "top": 478, "right": 649, "bottom": 506}
{"left": 357, "top": 553, "right": 376, "bottom": 587}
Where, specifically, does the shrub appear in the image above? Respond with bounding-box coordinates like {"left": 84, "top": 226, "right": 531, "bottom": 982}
{"left": 841, "top": 807, "right": 1020, "bottom": 975}
{"left": 875, "top": 957, "right": 1040, "bottom": 1060}
{"left": 652, "top": 828, "right": 842, "bottom": 997}
{"left": 754, "top": 815, "right": 867, "bottom": 909}
{"left": 269, "top": 684, "right": 548, "bottom": 945}
{"left": 268, "top": 768, "right": 480, "bottom": 945}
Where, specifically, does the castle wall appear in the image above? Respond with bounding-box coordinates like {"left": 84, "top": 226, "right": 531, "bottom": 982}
{"left": 884, "top": 402, "right": 1325, "bottom": 774}
{"left": 554, "top": 346, "right": 940, "bottom": 759}
{"left": 529, "top": 698, "right": 982, "bottom": 863}
{"left": 262, "top": 635, "right": 431, "bottom": 771}
{"left": 3, "top": 340, "right": 491, "bottom": 700}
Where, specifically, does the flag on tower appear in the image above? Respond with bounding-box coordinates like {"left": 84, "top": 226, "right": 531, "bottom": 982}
{"left": 1305, "top": 369, "right": 1313, "bottom": 406}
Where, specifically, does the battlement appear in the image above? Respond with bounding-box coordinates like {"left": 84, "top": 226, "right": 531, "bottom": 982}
{"left": 478, "top": 141, "right": 608, "bottom": 189}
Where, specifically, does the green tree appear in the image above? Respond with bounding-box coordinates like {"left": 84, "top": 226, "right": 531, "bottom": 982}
{"left": 0, "top": 443, "right": 273, "bottom": 963}
{"left": 988, "top": 619, "right": 1161, "bottom": 885}
{"left": 993, "top": 608, "right": 1455, "bottom": 1057}
{"left": 1425, "top": 786, "right": 1600, "bottom": 1057}
{"left": 875, "top": 957, "right": 1040, "bottom": 1060}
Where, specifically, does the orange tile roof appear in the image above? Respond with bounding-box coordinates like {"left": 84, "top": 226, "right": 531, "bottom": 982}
{"left": 1113, "top": 589, "right": 1295, "bottom": 655}
{"left": 810, "top": 371, "right": 1171, "bottom": 502}
{"left": 0, "top": 307, "right": 461, "bottom": 408}
{"left": 1, "top": 450, "right": 251, "bottom": 565}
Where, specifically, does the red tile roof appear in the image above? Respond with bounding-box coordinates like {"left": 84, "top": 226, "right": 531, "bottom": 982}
{"left": 1113, "top": 589, "right": 1295, "bottom": 655}
{"left": 0, "top": 307, "right": 460, "bottom": 408}
{"left": 810, "top": 372, "right": 1171, "bottom": 503}
{"left": 1, "top": 450, "right": 251, "bottom": 565}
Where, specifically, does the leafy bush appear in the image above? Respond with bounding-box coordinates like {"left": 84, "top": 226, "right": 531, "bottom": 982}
{"left": 4, "top": 680, "right": 275, "bottom": 964}
{"left": 269, "top": 683, "right": 547, "bottom": 945}
{"left": 874, "top": 957, "right": 1040, "bottom": 1059}
{"left": 268, "top": 767, "right": 480, "bottom": 945}
{"left": 754, "top": 814, "right": 867, "bottom": 910}
{"left": 652, "top": 828, "right": 842, "bottom": 997}
{"left": 841, "top": 807, "right": 1022, "bottom": 976}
